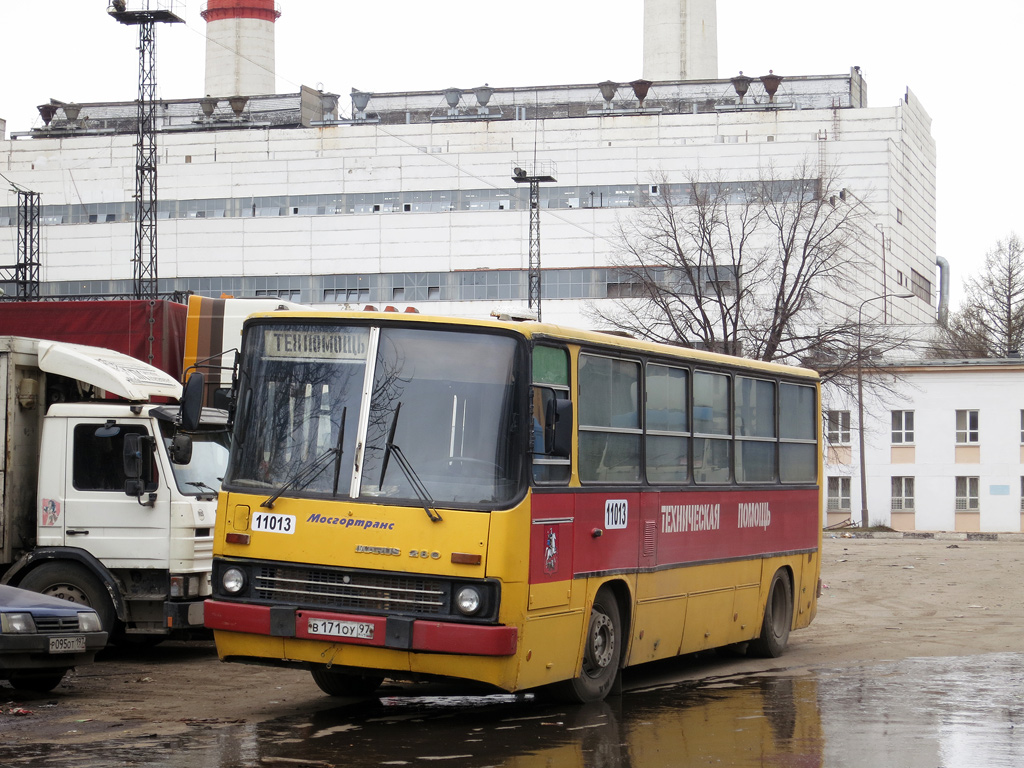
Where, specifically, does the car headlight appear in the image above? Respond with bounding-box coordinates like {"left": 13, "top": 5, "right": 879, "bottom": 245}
{"left": 78, "top": 612, "right": 103, "bottom": 632}
{"left": 222, "top": 567, "right": 247, "bottom": 594}
{"left": 454, "top": 586, "right": 482, "bottom": 616}
{"left": 1, "top": 613, "right": 36, "bottom": 633}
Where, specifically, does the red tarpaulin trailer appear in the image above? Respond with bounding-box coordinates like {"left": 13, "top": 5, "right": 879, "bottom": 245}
{"left": 0, "top": 301, "right": 187, "bottom": 380}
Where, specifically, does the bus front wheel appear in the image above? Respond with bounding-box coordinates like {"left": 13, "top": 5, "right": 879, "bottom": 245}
{"left": 310, "top": 667, "right": 384, "bottom": 698}
{"left": 558, "top": 590, "right": 622, "bottom": 703}
{"left": 749, "top": 569, "right": 793, "bottom": 658}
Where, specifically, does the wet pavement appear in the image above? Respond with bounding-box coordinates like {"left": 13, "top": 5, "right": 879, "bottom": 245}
{"left": 3, "top": 652, "right": 1023, "bottom": 767}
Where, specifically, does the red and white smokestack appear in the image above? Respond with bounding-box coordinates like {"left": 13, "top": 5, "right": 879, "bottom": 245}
{"left": 202, "top": 0, "right": 281, "bottom": 97}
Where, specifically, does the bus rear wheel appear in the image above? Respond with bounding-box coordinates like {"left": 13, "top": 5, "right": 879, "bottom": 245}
{"left": 557, "top": 590, "right": 622, "bottom": 703}
{"left": 310, "top": 667, "right": 384, "bottom": 698}
{"left": 749, "top": 569, "right": 793, "bottom": 658}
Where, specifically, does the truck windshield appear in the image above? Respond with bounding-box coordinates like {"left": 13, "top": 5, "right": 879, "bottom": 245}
{"left": 160, "top": 425, "right": 231, "bottom": 497}
{"left": 226, "top": 323, "right": 524, "bottom": 508}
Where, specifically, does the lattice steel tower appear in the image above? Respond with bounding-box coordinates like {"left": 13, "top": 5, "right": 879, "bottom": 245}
{"left": 511, "top": 162, "right": 556, "bottom": 321}
{"left": 0, "top": 183, "right": 41, "bottom": 298}
{"left": 109, "top": 2, "right": 183, "bottom": 299}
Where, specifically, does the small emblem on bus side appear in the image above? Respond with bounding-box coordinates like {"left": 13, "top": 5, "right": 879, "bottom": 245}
{"left": 605, "top": 499, "right": 628, "bottom": 529}
{"left": 544, "top": 527, "right": 558, "bottom": 574}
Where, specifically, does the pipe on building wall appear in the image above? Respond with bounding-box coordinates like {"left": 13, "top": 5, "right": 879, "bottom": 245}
{"left": 936, "top": 255, "right": 949, "bottom": 326}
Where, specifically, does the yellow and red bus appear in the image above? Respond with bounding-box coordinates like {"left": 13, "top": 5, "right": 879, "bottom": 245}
{"left": 205, "top": 311, "right": 821, "bottom": 702}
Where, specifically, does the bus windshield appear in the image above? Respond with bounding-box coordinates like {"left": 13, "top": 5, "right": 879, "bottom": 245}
{"left": 226, "top": 322, "right": 524, "bottom": 508}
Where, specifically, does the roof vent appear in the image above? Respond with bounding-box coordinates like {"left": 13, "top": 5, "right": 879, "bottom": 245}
{"left": 761, "top": 71, "right": 783, "bottom": 102}
{"left": 630, "top": 79, "right": 652, "bottom": 107}
{"left": 37, "top": 104, "right": 58, "bottom": 126}
{"left": 731, "top": 72, "right": 752, "bottom": 102}
{"left": 598, "top": 80, "right": 618, "bottom": 106}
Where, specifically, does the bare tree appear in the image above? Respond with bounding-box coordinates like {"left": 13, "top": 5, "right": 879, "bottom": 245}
{"left": 931, "top": 234, "right": 1024, "bottom": 358}
{"left": 591, "top": 163, "right": 910, "bottom": 385}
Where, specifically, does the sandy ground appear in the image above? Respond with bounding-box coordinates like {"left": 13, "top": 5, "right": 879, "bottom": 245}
{"left": 3, "top": 537, "right": 1023, "bottom": 745}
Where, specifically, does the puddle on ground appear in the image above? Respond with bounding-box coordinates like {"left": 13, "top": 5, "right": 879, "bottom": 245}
{"left": 3, "top": 653, "right": 1023, "bottom": 767}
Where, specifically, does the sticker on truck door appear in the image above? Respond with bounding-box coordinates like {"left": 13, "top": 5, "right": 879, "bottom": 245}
{"left": 41, "top": 499, "right": 61, "bottom": 527}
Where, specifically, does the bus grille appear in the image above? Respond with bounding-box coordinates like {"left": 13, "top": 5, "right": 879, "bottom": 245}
{"left": 253, "top": 565, "right": 447, "bottom": 616}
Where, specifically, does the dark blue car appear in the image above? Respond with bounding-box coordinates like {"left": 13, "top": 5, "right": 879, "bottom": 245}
{"left": 0, "top": 584, "right": 108, "bottom": 692}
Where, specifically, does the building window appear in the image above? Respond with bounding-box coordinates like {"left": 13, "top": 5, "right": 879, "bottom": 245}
{"left": 892, "top": 411, "right": 914, "bottom": 444}
{"left": 1020, "top": 477, "right": 1024, "bottom": 512}
{"left": 826, "top": 410, "right": 851, "bottom": 445}
{"left": 891, "top": 477, "right": 915, "bottom": 510}
{"left": 910, "top": 269, "right": 932, "bottom": 304}
{"left": 1020, "top": 411, "right": 1024, "bottom": 443}
{"left": 955, "top": 410, "right": 979, "bottom": 444}
{"left": 955, "top": 476, "right": 979, "bottom": 511}
{"left": 254, "top": 288, "right": 301, "bottom": 300}
{"left": 827, "top": 477, "right": 851, "bottom": 511}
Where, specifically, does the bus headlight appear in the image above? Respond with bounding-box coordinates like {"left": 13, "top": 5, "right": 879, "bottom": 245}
{"left": 222, "top": 567, "right": 247, "bottom": 595}
{"left": 454, "top": 586, "right": 482, "bottom": 616}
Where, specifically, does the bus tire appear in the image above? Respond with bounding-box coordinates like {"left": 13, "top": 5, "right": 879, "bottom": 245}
{"left": 559, "top": 589, "right": 623, "bottom": 703}
{"left": 749, "top": 569, "right": 793, "bottom": 658}
{"left": 310, "top": 667, "right": 384, "bottom": 697}
{"left": 18, "top": 562, "right": 116, "bottom": 637}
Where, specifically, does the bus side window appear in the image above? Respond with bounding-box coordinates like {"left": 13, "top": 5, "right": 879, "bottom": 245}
{"left": 532, "top": 345, "right": 571, "bottom": 485}
{"left": 578, "top": 354, "right": 641, "bottom": 484}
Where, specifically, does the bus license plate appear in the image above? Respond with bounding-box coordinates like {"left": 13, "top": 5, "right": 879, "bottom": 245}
{"left": 49, "top": 635, "right": 86, "bottom": 654}
{"left": 307, "top": 618, "right": 374, "bottom": 640}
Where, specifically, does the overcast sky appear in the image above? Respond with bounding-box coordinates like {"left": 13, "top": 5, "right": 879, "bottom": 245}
{"left": 1, "top": 1, "right": 1021, "bottom": 306}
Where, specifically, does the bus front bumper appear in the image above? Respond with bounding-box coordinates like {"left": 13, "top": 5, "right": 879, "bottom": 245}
{"left": 204, "top": 600, "right": 518, "bottom": 656}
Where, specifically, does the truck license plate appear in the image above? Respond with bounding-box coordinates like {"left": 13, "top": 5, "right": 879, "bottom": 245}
{"left": 307, "top": 618, "right": 374, "bottom": 640}
{"left": 48, "top": 635, "right": 86, "bottom": 654}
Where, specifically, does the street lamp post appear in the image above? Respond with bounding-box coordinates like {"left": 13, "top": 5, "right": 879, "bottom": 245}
{"left": 857, "top": 293, "right": 914, "bottom": 528}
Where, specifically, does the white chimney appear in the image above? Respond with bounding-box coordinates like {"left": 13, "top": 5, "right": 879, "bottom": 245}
{"left": 202, "top": 0, "right": 280, "bottom": 97}
{"left": 643, "top": 0, "right": 718, "bottom": 81}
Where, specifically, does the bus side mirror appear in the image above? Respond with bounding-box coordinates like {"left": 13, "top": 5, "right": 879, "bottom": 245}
{"left": 545, "top": 396, "right": 573, "bottom": 459}
{"left": 180, "top": 372, "right": 205, "bottom": 433}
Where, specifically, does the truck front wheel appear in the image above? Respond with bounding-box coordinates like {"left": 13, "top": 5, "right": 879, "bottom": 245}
{"left": 19, "top": 562, "right": 116, "bottom": 636}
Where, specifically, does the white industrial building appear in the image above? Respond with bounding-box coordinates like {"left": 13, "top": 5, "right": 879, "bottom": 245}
{"left": 0, "top": 0, "right": 941, "bottom": 334}
{"left": 9, "top": 0, "right": 1004, "bottom": 533}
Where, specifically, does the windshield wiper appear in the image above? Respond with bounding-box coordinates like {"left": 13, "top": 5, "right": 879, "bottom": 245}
{"left": 331, "top": 407, "right": 347, "bottom": 497}
{"left": 261, "top": 446, "right": 339, "bottom": 509}
{"left": 186, "top": 481, "right": 218, "bottom": 495}
{"left": 379, "top": 402, "right": 442, "bottom": 523}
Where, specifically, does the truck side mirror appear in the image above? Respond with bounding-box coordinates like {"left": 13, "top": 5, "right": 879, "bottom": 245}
{"left": 123, "top": 433, "right": 156, "bottom": 505}
{"left": 180, "top": 372, "right": 205, "bottom": 432}
{"left": 169, "top": 433, "right": 193, "bottom": 464}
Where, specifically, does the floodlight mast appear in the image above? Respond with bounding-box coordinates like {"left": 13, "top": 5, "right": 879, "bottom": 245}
{"left": 511, "top": 164, "right": 556, "bottom": 321}
{"left": 109, "top": 2, "right": 183, "bottom": 300}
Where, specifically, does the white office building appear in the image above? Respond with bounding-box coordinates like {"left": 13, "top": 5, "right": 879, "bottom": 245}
{"left": 824, "top": 360, "right": 1024, "bottom": 533}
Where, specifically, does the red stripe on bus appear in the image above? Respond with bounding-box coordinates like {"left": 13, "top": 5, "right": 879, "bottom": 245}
{"left": 530, "top": 488, "right": 819, "bottom": 584}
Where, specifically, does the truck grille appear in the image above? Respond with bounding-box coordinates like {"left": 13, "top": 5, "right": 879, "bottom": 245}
{"left": 254, "top": 565, "right": 447, "bottom": 616}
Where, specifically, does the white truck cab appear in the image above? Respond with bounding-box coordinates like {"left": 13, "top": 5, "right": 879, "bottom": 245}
{"left": 0, "top": 337, "right": 227, "bottom": 641}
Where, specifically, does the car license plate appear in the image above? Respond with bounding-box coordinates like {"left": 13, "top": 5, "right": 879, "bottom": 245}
{"left": 48, "top": 635, "right": 86, "bottom": 654}
{"left": 307, "top": 618, "right": 374, "bottom": 640}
